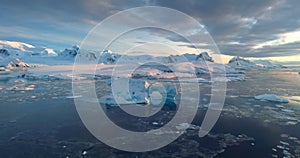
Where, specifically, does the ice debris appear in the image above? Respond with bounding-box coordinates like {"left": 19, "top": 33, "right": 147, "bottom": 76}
{"left": 254, "top": 94, "right": 289, "bottom": 103}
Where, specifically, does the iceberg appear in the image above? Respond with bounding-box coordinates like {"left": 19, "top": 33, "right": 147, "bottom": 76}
{"left": 254, "top": 94, "right": 289, "bottom": 103}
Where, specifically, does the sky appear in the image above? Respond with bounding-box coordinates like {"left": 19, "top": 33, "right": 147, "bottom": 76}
{"left": 0, "top": 0, "right": 299, "bottom": 63}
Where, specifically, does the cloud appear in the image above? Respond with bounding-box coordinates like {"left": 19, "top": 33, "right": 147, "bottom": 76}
{"left": 150, "top": 0, "right": 300, "bottom": 58}
{"left": 252, "top": 30, "right": 300, "bottom": 49}
{"left": 0, "top": 0, "right": 299, "bottom": 59}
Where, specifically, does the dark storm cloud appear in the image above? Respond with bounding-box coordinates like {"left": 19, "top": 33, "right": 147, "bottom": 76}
{"left": 0, "top": 0, "right": 150, "bottom": 49}
{"left": 0, "top": 0, "right": 299, "bottom": 58}
{"left": 150, "top": 0, "right": 300, "bottom": 58}
{"left": 0, "top": 0, "right": 148, "bottom": 24}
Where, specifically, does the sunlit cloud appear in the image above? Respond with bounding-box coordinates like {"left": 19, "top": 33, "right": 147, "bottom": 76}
{"left": 253, "top": 30, "right": 300, "bottom": 49}
{"left": 0, "top": 0, "right": 299, "bottom": 62}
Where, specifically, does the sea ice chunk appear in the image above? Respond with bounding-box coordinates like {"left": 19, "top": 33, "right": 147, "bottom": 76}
{"left": 254, "top": 94, "right": 289, "bottom": 103}
{"left": 175, "top": 123, "right": 199, "bottom": 130}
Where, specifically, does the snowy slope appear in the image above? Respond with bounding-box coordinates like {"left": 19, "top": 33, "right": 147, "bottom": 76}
{"left": 0, "top": 40, "right": 35, "bottom": 52}
{"left": 227, "top": 56, "right": 287, "bottom": 70}
{"left": 0, "top": 40, "right": 285, "bottom": 83}
{"left": 0, "top": 48, "right": 30, "bottom": 71}
{"left": 0, "top": 40, "right": 58, "bottom": 57}
{"left": 227, "top": 56, "right": 257, "bottom": 70}
{"left": 98, "top": 50, "right": 121, "bottom": 64}
{"left": 196, "top": 52, "right": 214, "bottom": 62}
{"left": 58, "top": 45, "right": 79, "bottom": 58}
{"left": 253, "top": 60, "right": 287, "bottom": 69}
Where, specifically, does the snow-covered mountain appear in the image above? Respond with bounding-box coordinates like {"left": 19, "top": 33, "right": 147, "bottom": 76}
{"left": 227, "top": 56, "right": 257, "bottom": 69}
{"left": 253, "top": 60, "right": 287, "bottom": 69}
{"left": 98, "top": 50, "right": 121, "bottom": 64}
{"left": 196, "top": 52, "right": 214, "bottom": 62}
{"left": 95, "top": 51, "right": 215, "bottom": 65}
{"left": 0, "top": 48, "right": 30, "bottom": 71}
{"left": 0, "top": 40, "right": 35, "bottom": 52}
{"left": 0, "top": 40, "right": 57, "bottom": 57}
{"left": 0, "top": 40, "right": 287, "bottom": 83}
{"left": 38, "top": 48, "right": 57, "bottom": 56}
{"left": 58, "top": 45, "right": 79, "bottom": 58}
{"left": 228, "top": 56, "right": 287, "bottom": 70}
{"left": 0, "top": 49, "right": 10, "bottom": 57}
{"left": 167, "top": 52, "right": 214, "bottom": 63}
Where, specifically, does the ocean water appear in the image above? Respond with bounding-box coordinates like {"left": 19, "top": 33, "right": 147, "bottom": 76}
{"left": 0, "top": 67, "right": 300, "bottom": 157}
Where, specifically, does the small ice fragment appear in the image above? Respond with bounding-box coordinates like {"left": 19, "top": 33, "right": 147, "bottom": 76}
{"left": 9, "top": 120, "right": 17, "bottom": 123}
{"left": 280, "top": 134, "right": 289, "bottom": 138}
{"left": 152, "top": 122, "right": 159, "bottom": 125}
{"left": 275, "top": 105, "right": 284, "bottom": 108}
{"left": 176, "top": 123, "right": 198, "bottom": 130}
{"left": 24, "top": 87, "right": 34, "bottom": 91}
{"left": 285, "top": 121, "right": 297, "bottom": 125}
{"left": 176, "top": 123, "right": 190, "bottom": 130}
{"left": 203, "top": 104, "right": 209, "bottom": 108}
{"left": 288, "top": 137, "right": 297, "bottom": 140}
{"left": 281, "top": 109, "right": 294, "bottom": 113}
{"left": 253, "top": 104, "right": 261, "bottom": 108}
{"left": 280, "top": 141, "right": 290, "bottom": 146}
{"left": 66, "top": 95, "right": 82, "bottom": 99}
{"left": 283, "top": 150, "right": 291, "bottom": 156}
{"left": 254, "top": 94, "right": 289, "bottom": 103}
{"left": 277, "top": 145, "right": 284, "bottom": 149}
{"left": 82, "top": 151, "right": 87, "bottom": 156}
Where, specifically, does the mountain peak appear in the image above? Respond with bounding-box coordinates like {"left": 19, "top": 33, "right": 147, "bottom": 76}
{"left": 0, "top": 40, "right": 35, "bottom": 52}
{"left": 197, "top": 52, "right": 214, "bottom": 62}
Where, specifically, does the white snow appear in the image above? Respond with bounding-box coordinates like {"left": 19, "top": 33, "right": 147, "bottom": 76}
{"left": 253, "top": 60, "right": 287, "bottom": 69}
{"left": 228, "top": 56, "right": 287, "bottom": 70}
{"left": 0, "top": 40, "right": 35, "bottom": 51}
{"left": 40, "top": 48, "right": 57, "bottom": 56}
{"left": 58, "top": 45, "right": 79, "bottom": 58}
{"left": 0, "top": 40, "right": 283, "bottom": 85}
{"left": 0, "top": 48, "right": 30, "bottom": 71}
{"left": 228, "top": 56, "right": 257, "bottom": 70}
{"left": 254, "top": 94, "right": 289, "bottom": 103}
{"left": 66, "top": 95, "right": 82, "bottom": 99}
{"left": 98, "top": 50, "right": 120, "bottom": 64}
{"left": 197, "top": 52, "right": 214, "bottom": 62}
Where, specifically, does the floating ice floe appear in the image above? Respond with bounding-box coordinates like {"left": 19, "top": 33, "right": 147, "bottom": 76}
{"left": 81, "top": 150, "right": 87, "bottom": 156}
{"left": 254, "top": 94, "right": 289, "bottom": 103}
{"left": 66, "top": 95, "right": 82, "bottom": 99}
{"left": 175, "top": 123, "right": 199, "bottom": 130}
